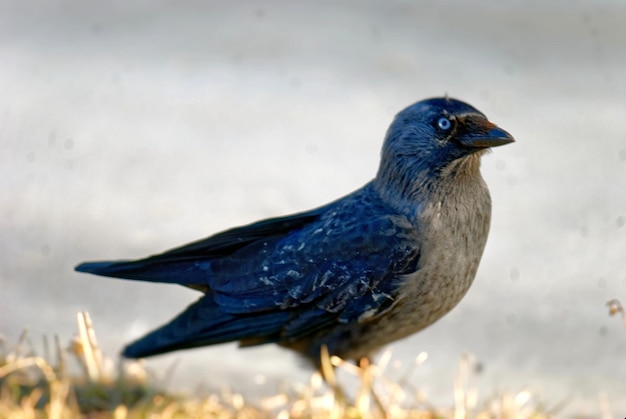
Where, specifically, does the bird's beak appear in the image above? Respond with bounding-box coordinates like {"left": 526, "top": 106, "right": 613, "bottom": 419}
{"left": 456, "top": 116, "right": 515, "bottom": 148}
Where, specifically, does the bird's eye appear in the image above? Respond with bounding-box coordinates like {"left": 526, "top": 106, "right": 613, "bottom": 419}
{"left": 437, "top": 117, "right": 452, "bottom": 131}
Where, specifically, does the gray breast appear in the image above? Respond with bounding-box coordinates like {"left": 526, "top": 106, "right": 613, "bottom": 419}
{"left": 335, "top": 162, "right": 492, "bottom": 360}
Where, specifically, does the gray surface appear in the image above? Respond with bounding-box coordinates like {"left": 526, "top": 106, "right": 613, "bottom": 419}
{"left": 1, "top": 1, "right": 625, "bottom": 415}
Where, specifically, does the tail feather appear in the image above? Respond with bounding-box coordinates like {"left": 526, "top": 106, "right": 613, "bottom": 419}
{"left": 122, "top": 296, "right": 290, "bottom": 358}
{"left": 74, "top": 259, "right": 210, "bottom": 286}
{"left": 75, "top": 261, "right": 129, "bottom": 275}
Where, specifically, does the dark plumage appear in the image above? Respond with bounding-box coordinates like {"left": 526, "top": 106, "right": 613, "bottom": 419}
{"left": 76, "top": 97, "right": 514, "bottom": 364}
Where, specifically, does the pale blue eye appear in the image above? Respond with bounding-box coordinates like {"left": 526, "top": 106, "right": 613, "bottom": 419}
{"left": 437, "top": 117, "right": 452, "bottom": 130}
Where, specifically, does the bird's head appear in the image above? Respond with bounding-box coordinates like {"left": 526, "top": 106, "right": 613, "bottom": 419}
{"left": 375, "top": 97, "right": 514, "bottom": 201}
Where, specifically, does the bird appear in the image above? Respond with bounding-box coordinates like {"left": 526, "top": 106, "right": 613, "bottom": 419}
{"left": 75, "top": 97, "right": 514, "bottom": 366}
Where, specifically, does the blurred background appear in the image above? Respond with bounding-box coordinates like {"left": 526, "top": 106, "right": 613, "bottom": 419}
{"left": 1, "top": 0, "right": 625, "bottom": 415}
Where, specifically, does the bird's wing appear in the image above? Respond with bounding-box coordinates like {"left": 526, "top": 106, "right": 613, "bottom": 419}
{"left": 78, "top": 186, "right": 424, "bottom": 358}
{"left": 74, "top": 205, "right": 329, "bottom": 286}
{"left": 208, "top": 189, "right": 422, "bottom": 319}
{"left": 122, "top": 206, "right": 422, "bottom": 358}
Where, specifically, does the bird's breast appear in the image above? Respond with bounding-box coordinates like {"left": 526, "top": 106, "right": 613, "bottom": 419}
{"left": 367, "top": 178, "right": 492, "bottom": 344}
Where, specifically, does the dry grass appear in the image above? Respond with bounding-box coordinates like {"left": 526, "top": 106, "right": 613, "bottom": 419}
{"left": 607, "top": 299, "right": 626, "bottom": 328}
{"left": 2, "top": 309, "right": 617, "bottom": 418}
